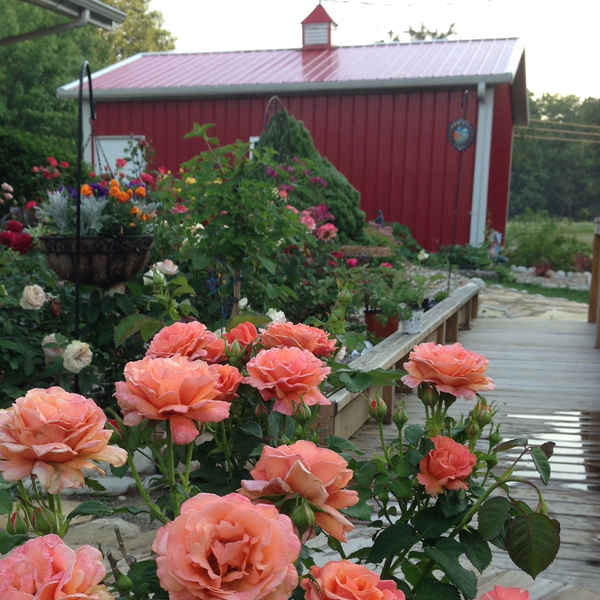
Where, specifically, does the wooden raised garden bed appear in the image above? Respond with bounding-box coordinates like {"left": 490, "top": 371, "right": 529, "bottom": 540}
{"left": 315, "top": 282, "right": 482, "bottom": 439}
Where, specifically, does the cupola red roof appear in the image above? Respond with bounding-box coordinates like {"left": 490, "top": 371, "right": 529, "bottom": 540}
{"left": 301, "top": 4, "right": 336, "bottom": 26}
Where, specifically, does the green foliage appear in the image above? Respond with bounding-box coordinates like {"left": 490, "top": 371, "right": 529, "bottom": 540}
{"left": 0, "top": 128, "right": 78, "bottom": 206}
{"left": 505, "top": 211, "right": 582, "bottom": 270}
{"left": 257, "top": 111, "right": 367, "bottom": 242}
{"left": 510, "top": 93, "right": 600, "bottom": 219}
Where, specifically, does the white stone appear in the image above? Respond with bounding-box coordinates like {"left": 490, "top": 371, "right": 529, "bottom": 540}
{"left": 520, "top": 289, "right": 529, "bottom": 294}
{"left": 470, "top": 277, "right": 486, "bottom": 289}
{"left": 118, "top": 495, "right": 127, "bottom": 501}
{"left": 510, "top": 265, "right": 518, "bottom": 271}
{"left": 566, "top": 271, "right": 575, "bottom": 279}
{"left": 60, "top": 476, "right": 137, "bottom": 497}
{"left": 527, "top": 266, "right": 536, "bottom": 274}
{"left": 547, "top": 270, "right": 556, "bottom": 278}
{"left": 132, "top": 450, "right": 156, "bottom": 476}
{"left": 516, "top": 266, "right": 528, "bottom": 273}
{"left": 555, "top": 270, "right": 566, "bottom": 279}
{"left": 489, "top": 284, "right": 503, "bottom": 290}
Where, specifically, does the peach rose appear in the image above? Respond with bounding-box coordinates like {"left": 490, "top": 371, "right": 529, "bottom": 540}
{"left": 259, "top": 322, "right": 336, "bottom": 358}
{"left": 152, "top": 493, "right": 300, "bottom": 600}
{"left": 0, "top": 534, "right": 112, "bottom": 600}
{"left": 222, "top": 321, "right": 258, "bottom": 350}
{"left": 417, "top": 435, "right": 477, "bottom": 497}
{"left": 147, "top": 321, "right": 226, "bottom": 363}
{"left": 0, "top": 387, "right": 127, "bottom": 494}
{"left": 114, "top": 355, "right": 230, "bottom": 445}
{"left": 244, "top": 348, "right": 331, "bottom": 415}
{"left": 402, "top": 342, "right": 495, "bottom": 400}
{"left": 241, "top": 440, "right": 358, "bottom": 542}
{"left": 301, "top": 561, "right": 405, "bottom": 600}
{"left": 213, "top": 364, "right": 243, "bottom": 401}
{"left": 481, "top": 588, "right": 531, "bottom": 600}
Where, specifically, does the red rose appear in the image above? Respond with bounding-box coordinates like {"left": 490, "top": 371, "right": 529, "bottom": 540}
{"left": 6, "top": 221, "right": 23, "bottom": 233}
{"left": 0, "top": 231, "right": 15, "bottom": 246}
{"left": 25, "top": 201, "right": 37, "bottom": 209}
{"left": 47, "top": 157, "right": 58, "bottom": 167}
{"left": 60, "top": 161, "right": 69, "bottom": 168}
{"left": 10, "top": 233, "right": 33, "bottom": 254}
{"left": 32, "top": 166, "right": 39, "bottom": 173}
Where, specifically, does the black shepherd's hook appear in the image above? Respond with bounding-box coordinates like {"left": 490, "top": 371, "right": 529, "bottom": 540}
{"left": 74, "top": 61, "right": 97, "bottom": 342}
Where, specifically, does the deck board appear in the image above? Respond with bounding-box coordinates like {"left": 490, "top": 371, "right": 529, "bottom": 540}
{"left": 349, "top": 316, "right": 600, "bottom": 595}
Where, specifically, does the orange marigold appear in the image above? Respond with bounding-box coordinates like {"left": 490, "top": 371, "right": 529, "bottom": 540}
{"left": 127, "top": 188, "right": 134, "bottom": 198}
{"left": 129, "top": 222, "right": 136, "bottom": 227}
{"left": 80, "top": 184, "right": 93, "bottom": 197}
{"left": 110, "top": 179, "right": 120, "bottom": 188}
{"left": 109, "top": 186, "right": 120, "bottom": 198}
{"left": 130, "top": 206, "right": 142, "bottom": 217}
{"left": 117, "top": 191, "right": 130, "bottom": 204}
{"left": 135, "top": 186, "right": 146, "bottom": 198}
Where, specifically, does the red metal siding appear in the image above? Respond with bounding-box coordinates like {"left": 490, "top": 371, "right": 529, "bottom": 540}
{"left": 486, "top": 83, "right": 513, "bottom": 237}
{"left": 94, "top": 89, "right": 478, "bottom": 250}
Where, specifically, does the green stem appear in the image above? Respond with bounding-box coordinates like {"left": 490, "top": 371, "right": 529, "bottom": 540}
{"left": 127, "top": 455, "right": 168, "bottom": 524}
{"left": 378, "top": 420, "right": 392, "bottom": 465}
{"left": 220, "top": 420, "right": 233, "bottom": 476}
{"left": 166, "top": 422, "right": 179, "bottom": 518}
{"left": 182, "top": 441, "right": 194, "bottom": 490}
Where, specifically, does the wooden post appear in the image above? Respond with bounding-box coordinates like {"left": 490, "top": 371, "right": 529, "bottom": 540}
{"left": 436, "top": 323, "right": 445, "bottom": 344}
{"left": 471, "top": 293, "right": 479, "bottom": 319}
{"left": 230, "top": 269, "right": 242, "bottom": 318}
{"left": 461, "top": 303, "right": 471, "bottom": 331}
{"left": 445, "top": 311, "right": 459, "bottom": 343}
{"left": 589, "top": 217, "right": 600, "bottom": 324}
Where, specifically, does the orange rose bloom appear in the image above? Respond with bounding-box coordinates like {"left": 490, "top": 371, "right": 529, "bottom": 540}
{"left": 481, "top": 587, "right": 531, "bottom": 600}
{"left": 0, "top": 535, "right": 112, "bottom": 600}
{"left": 244, "top": 347, "right": 331, "bottom": 415}
{"left": 147, "top": 321, "right": 226, "bottom": 363}
{"left": 402, "top": 342, "right": 495, "bottom": 401}
{"left": 80, "top": 184, "right": 93, "bottom": 197}
{"left": 259, "top": 322, "right": 336, "bottom": 357}
{"left": 0, "top": 387, "right": 127, "bottom": 494}
{"left": 117, "top": 191, "right": 130, "bottom": 204}
{"left": 213, "top": 364, "right": 243, "bottom": 401}
{"left": 153, "top": 493, "right": 301, "bottom": 600}
{"left": 301, "top": 561, "right": 405, "bottom": 600}
{"left": 241, "top": 440, "right": 358, "bottom": 542}
{"left": 417, "top": 435, "right": 477, "bottom": 496}
{"left": 222, "top": 321, "right": 258, "bottom": 349}
{"left": 135, "top": 186, "right": 146, "bottom": 198}
{"left": 114, "top": 356, "right": 230, "bottom": 445}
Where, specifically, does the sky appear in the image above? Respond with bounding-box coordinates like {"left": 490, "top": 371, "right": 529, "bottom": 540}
{"left": 150, "top": 0, "right": 600, "bottom": 100}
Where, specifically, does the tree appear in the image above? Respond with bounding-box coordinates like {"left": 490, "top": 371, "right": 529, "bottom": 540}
{"left": 99, "top": 0, "right": 176, "bottom": 62}
{"left": 406, "top": 23, "right": 456, "bottom": 41}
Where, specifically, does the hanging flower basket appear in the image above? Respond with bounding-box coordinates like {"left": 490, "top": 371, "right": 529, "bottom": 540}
{"left": 39, "top": 235, "right": 154, "bottom": 289}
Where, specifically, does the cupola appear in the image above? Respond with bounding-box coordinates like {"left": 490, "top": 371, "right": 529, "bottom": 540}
{"left": 301, "top": 4, "right": 337, "bottom": 50}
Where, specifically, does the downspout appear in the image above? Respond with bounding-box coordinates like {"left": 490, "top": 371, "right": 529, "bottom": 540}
{"left": 469, "top": 82, "right": 495, "bottom": 246}
{"left": 0, "top": 8, "right": 91, "bottom": 47}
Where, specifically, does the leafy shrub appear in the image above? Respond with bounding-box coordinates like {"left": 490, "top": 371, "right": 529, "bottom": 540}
{"left": 257, "top": 111, "right": 366, "bottom": 242}
{"left": 0, "top": 127, "right": 80, "bottom": 209}
{"left": 437, "top": 244, "right": 493, "bottom": 270}
{"left": 505, "top": 211, "right": 582, "bottom": 271}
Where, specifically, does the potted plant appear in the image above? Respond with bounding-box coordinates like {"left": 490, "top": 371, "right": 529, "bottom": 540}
{"left": 36, "top": 155, "right": 161, "bottom": 289}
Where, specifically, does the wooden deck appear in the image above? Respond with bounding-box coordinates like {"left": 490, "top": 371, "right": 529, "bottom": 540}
{"left": 350, "top": 316, "right": 600, "bottom": 597}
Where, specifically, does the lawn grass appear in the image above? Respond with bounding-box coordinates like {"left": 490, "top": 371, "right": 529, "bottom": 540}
{"left": 493, "top": 280, "right": 590, "bottom": 304}
{"left": 561, "top": 220, "right": 595, "bottom": 252}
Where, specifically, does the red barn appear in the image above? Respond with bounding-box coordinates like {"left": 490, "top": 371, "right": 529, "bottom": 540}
{"left": 57, "top": 5, "right": 527, "bottom": 250}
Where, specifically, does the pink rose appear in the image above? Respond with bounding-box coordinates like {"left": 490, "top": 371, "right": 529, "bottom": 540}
{"left": 244, "top": 347, "right": 331, "bottom": 415}
{"left": 402, "top": 342, "right": 496, "bottom": 401}
{"left": 346, "top": 258, "right": 358, "bottom": 267}
{"left": 241, "top": 440, "right": 359, "bottom": 542}
{"left": 300, "top": 210, "right": 316, "bottom": 230}
{"left": 286, "top": 205, "right": 299, "bottom": 214}
{"left": 316, "top": 223, "right": 338, "bottom": 241}
{"left": 301, "top": 561, "right": 405, "bottom": 600}
{"left": 212, "top": 364, "right": 243, "bottom": 401}
{"left": 222, "top": 321, "right": 258, "bottom": 350}
{"left": 481, "top": 587, "right": 531, "bottom": 600}
{"left": 114, "top": 355, "right": 230, "bottom": 444}
{"left": 259, "top": 321, "right": 336, "bottom": 357}
{"left": 147, "top": 321, "right": 225, "bottom": 363}
{"left": 381, "top": 262, "right": 393, "bottom": 268}
{"left": 0, "top": 534, "right": 112, "bottom": 600}
{"left": 0, "top": 387, "right": 127, "bottom": 494}
{"left": 153, "top": 493, "right": 300, "bottom": 600}
{"left": 417, "top": 435, "right": 477, "bottom": 496}
{"left": 115, "top": 158, "right": 127, "bottom": 168}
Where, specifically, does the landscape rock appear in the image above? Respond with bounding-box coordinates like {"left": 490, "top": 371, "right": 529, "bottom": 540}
{"left": 555, "top": 270, "right": 566, "bottom": 279}
{"left": 61, "top": 476, "right": 137, "bottom": 497}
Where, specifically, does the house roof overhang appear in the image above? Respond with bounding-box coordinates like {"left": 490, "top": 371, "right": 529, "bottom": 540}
{"left": 19, "top": 0, "right": 126, "bottom": 31}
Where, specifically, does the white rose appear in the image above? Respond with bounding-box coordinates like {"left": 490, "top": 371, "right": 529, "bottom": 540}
{"left": 106, "top": 283, "right": 126, "bottom": 297}
{"left": 154, "top": 260, "right": 179, "bottom": 276}
{"left": 418, "top": 249, "right": 429, "bottom": 262}
{"left": 63, "top": 340, "right": 93, "bottom": 373}
{"left": 143, "top": 268, "right": 166, "bottom": 287}
{"left": 19, "top": 285, "right": 46, "bottom": 310}
{"left": 238, "top": 297, "right": 248, "bottom": 309}
{"left": 266, "top": 308, "right": 286, "bottom": 323}
{"left": 42, "top": 334, "right": 64, "bottom": 358}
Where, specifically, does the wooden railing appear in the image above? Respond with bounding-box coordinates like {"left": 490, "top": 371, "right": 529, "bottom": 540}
{"left": 316, "top": 282, "right": 482, "bottom": 438}
{"left": 589, "top": 216, "right": 600, "bottom": 348}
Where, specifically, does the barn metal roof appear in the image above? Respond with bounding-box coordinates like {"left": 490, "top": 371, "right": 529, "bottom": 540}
{"left": 57, "top": 37, "right": 527, "bottom": 122}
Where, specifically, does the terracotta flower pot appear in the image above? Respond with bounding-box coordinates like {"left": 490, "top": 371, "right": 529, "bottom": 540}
{"left": 365, "top": 309, "right": 400, "bottom": 338}
{"left": 40, "top": 235, "right": 153, "bottom": 289}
